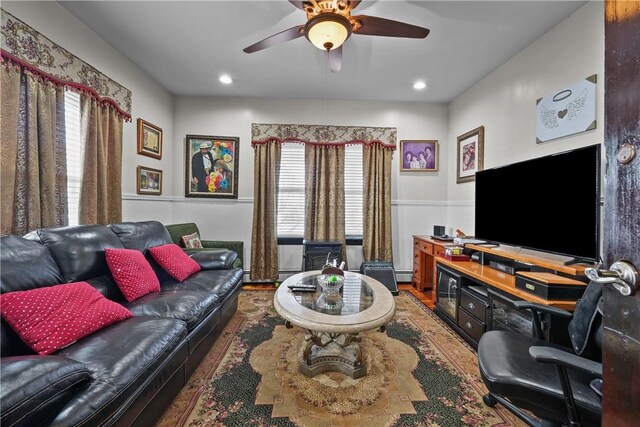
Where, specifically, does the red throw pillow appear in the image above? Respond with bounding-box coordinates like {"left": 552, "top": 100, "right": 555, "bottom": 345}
{"left": 148, "top": 244, "right": 201, "bottom": 282}
{"left": 105, "top": 248, "right": 161, "bottom": 302}
{"left": 0, "top": 282, "right": 132, "bottom": 355}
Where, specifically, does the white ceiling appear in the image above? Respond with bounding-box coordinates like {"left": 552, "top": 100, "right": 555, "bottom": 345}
{"left": 59, "top": 0, "right": 587, "bottom": 103}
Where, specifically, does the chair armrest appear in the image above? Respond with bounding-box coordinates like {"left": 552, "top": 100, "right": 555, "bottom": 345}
{"left": 200, "top": 240, "right": 243, "bottom": 268}
{"left": 513, "top": 301, "right": 574, "bottom": 319}
{"left": 185, "top": 249, "right": 238, "bottom": 270}
{"left": 530, "top": 346, "right": 602, "bottom": 377}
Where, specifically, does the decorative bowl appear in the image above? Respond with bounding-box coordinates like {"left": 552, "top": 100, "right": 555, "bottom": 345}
{"left": 317, "top": 274, "right": 344, "bottom": 295}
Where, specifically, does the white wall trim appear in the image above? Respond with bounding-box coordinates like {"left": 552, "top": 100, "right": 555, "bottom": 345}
{"left": 122, "top": 194, "right": 254, "bottom": 204}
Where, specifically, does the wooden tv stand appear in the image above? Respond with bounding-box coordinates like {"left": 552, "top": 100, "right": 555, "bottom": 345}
{"left": 431, "top": 244, "right": 589, "bottom": 348}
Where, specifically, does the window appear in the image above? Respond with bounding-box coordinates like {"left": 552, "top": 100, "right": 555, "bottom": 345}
{"left": 277, "top": 144, "right": 305, "bottom": 237}
{"left": 64, "top": 90, "right": 82, "bottom": 226}
{"left": 277, "top": 144, "right": 363, "bottom": 238}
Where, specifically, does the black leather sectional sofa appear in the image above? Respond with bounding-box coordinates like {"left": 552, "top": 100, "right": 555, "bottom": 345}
{"left": 0, "top": 221, "right": 244, "bottom": 427}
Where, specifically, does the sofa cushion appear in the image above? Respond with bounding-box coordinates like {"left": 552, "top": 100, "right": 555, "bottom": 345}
{"left": 0, "top": 355, "right": 92, "bottom": 427}
{"left": 161, "top": 268, "right": 243, "bottom": 298}
{"left": 51, "top": 317, "right": 187, "bottom": 427}
{"left": 109, "top": 221, "right": 173, "bottom": 253}
{"left": 0, "top": 235, "right": 64, "bottom": 294}
{"left": 186, "top": 249, "right": 238, "bottom": 270}
{"left": 0, "top": 282, "right": 133, "bottom": 355}
{"left": 149, "top": 244, "right": 201, "bottom": 282}
{"left": 124, "top": 291, "right": 220, "bottom": 330}
{"left": 181, "top": 232, "right": 203, "bottom": 249}
{"left": 105, "top": 248, "right": 160, "bottom": 302}
{"left": 23, "top": 224, "right": 124, "bottom": 283}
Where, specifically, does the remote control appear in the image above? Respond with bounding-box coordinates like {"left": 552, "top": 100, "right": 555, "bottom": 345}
{"left": 290, "top": 287, "right": 316, "bottom": 293}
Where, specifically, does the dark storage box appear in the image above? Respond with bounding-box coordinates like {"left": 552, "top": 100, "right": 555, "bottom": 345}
{"left": 515, "top": 272, "right": 587, "bottom": 301}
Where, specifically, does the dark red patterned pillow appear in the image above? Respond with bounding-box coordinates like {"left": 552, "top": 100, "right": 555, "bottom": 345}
{"left": 0, "top": 282, "right": 132, "bottom": 355}
{"left": 148, "top": 244, "right": 201, "bottom": 282}
{"left": 105, "top": 248, "right": 160, "bottom": 302}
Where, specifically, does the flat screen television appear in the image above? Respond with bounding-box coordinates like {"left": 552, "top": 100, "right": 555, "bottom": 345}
{"left": 474, "top": 144, "right": 601, "bottom": 263}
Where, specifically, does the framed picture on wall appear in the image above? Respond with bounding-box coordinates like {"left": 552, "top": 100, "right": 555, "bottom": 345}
{"left": 456, "top": 126, "right": 485, "bottom": 183}
{"left": 136, "top": 166, "right": 163, "bottom": 195}
{"left": 400, "top": 140, "right": 439, "bottom": 171}
{"left": 137, "top": 118, "right": 163, "bottom": 159}
{"left": 185, "top": 134, "right": 239, "bottom": 199}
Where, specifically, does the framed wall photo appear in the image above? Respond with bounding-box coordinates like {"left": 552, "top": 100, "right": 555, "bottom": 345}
{"left": 136, "top": 166, "right": 162, "bottom": 195}
{"left": 456, "top": 126, "right": 484, "bottom": 183}
{"left": 400, "top": 140, "right": 439, "bottom": 172}
{"left": 185, "top": 134, "right": 239, "bottom": 199}
{"left": 137, "top": 118, "right": 163, "bottom": 159}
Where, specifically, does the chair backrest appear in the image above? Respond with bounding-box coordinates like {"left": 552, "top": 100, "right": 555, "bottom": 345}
{"left": 165, "top": 223, "right": 200, "bottom": 247}
{"left": 568, "top": 280, "right": 603, "bottom": 360}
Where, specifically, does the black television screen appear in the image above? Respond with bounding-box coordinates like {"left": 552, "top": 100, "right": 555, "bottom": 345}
{"left": 474, "top": 144, "right": 601, "bottom": 262}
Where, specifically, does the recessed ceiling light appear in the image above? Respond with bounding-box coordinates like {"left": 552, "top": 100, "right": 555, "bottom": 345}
{"left": 413, "top": 81, "right": 427, "bottom": 90}
{"left": 219, "top": 74, "right": 233, "bottom": 85}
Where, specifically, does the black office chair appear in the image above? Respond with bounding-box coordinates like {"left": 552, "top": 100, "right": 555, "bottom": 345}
{"left": 478, "top": 281, "right": 603, "bottom": 427}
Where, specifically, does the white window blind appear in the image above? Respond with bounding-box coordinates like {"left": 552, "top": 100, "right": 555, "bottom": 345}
{"left": 64, "top": 90, "right": 82, "bottom": 226}
{"left": 277, "top": 144, "right": 305, "bottom": 236}
{"left": 277, "top": 143, "right": 364, "bottom": 238}
{"left": 344, "top": 145, "right": 363, "bottom": 236}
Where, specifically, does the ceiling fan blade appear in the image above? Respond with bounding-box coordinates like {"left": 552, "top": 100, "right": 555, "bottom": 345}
{"left": 328, "top": 46, "right": 342, "bottom": 73}
{"left": 243, "top": 25, "right": 305, "bottom": 53}
{"left": 352, "top": 15, "right": 430, "bottom": 38}
{"left": 288, "top": 1, "right": 305, "bottom": 10}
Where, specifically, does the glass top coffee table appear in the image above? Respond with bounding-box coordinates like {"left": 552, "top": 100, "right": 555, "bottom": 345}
{"left": 274, "top": 271, "right": 396, "bottom": 379}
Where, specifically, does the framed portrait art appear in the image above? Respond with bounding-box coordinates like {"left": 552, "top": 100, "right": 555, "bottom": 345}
{"left": 400, "top": 140, "right": 439, "bottom": 172}
{"left": 185, "top": 134, "right": 239, "bottom": 199}
{"left": 136, "top": 166, "right": 162, "bottom": 195}
{"left": 137, "top": 118, "right": 163, "bottom": 159}
{"left": 456, "top": 126, "right": 484, "bottom": 183}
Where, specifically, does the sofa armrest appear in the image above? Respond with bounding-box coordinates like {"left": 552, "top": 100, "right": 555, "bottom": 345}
{"left": 185, "top": 249, "right": 238, "bottom": 270}
{"left": 200, "top": 240, "right": 244, "bottom": 268}
{"left": 1, "top": 355, "right": 92, "bottom": 427}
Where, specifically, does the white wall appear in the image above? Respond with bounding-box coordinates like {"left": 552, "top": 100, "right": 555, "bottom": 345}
{"left": 172, "top": 97, "right": 449, "bottom": 275}
{"left": 446, "top": 1, "right": 605, "bottom": 233}
{"left": 2, "top": 1, "right": 174, "bottom": 224}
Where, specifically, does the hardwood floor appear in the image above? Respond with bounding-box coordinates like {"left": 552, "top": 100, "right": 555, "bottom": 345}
{"left": 242, "top": 282, "right": 435, "bottom": 309}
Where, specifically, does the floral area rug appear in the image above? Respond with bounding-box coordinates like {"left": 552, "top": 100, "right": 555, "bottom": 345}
{"left": 157, "top": 291, "right": 523, "bottom": 427}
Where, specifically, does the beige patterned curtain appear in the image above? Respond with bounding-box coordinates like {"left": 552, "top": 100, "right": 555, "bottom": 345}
{"left": 250, "top": 139, "right": 281, "bottom": 281}
{"left": 1, "top": 62, "right": 68, "bottom": 235}
{"left": 363, "top": 144, "right": 393, "bottom": 261}
{"left": 304, "top": 144, "right": 347, "bottom": 266}
{"left": 78, "top": 95, "right": 123, "bottom": 224}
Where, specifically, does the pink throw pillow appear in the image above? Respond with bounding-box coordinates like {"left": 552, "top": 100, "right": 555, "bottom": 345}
{"left": 105, "top": 248, "right": 161, "bottom": 302}
{"left": 0, "top": 282, "right": 132, "bottom": 355}
{"left": 148, "top": 244, "right": 201, "bottom": 282}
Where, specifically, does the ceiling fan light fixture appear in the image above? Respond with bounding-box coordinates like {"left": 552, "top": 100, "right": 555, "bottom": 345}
{"left": 305, "top": 13, "right": 352, "bottom": 51}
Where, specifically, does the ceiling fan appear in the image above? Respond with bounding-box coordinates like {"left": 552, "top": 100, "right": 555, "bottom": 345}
{"left": 243, "top": 0, "right": 430, "bottom": 72}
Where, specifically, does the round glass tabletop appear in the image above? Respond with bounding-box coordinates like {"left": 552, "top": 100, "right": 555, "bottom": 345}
{"left": 292, "top": 273, "right": 374, "bottom": 315}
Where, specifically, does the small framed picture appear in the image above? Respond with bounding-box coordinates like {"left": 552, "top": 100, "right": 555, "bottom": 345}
{"left": 136, "top": 166, "right": 163, "bottom": 195}
{"left": 456, "top": 126, "right": 485, "bottom": 183}
{"left": 185, "top": 134, "right": 239, "bottom": 199}
{"left": 400, "top": 140, "right": 438, "bottom": 171}
{"left": 137, "top": 118, "right": 163, "bottom": 159}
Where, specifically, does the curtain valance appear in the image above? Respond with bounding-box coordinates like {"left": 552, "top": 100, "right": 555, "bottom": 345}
{"left": 251, "top": 123, "right": 397, "bottom": 150}
{"left": 1, "top": 9, "right": 132, "bottom": 121}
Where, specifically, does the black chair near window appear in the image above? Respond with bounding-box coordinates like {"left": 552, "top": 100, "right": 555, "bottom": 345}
{"left": 477, "top": 281, "right": 603, "bottom": 427}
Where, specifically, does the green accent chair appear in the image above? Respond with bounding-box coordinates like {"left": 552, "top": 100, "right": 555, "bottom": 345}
{"left": 165, "top": 222, "right": 243, "bottom": 269}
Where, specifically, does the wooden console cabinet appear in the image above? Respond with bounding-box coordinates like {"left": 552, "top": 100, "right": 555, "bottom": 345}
{"left": 433, "top": 244, "right": 589, "bottom": 349}
{"left": 412, "top": 235, "right": 456, "bottom": 293}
